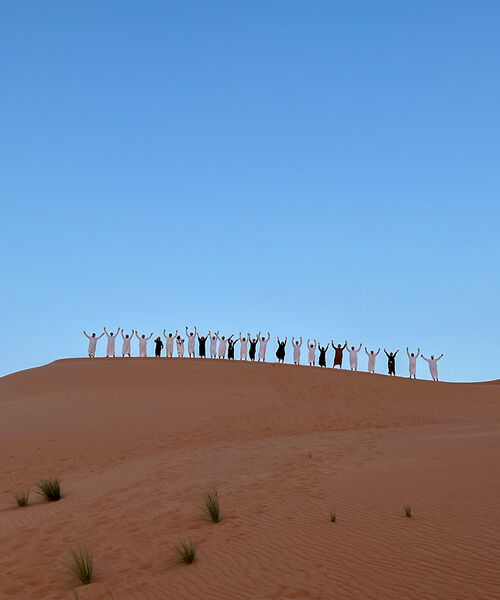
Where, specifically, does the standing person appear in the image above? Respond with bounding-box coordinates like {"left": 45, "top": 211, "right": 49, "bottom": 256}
{"left": 258, "top": 331, "right": 271, "bottom": 362}
{"left": 197, "top": 331, "right": 209, "bottom": 358}
{"left": 421, "top": 353, "right": 444, "bottom": 381}
{"left": 332, "top": 340, "right": 347, "bottom": 369}
{"left": 83, "top": 330, "right": 105, "bottom": 358}
{"left": 135, "top": 331, "right": 153, "bottom": 357}
{"left": 121, "top": 330, "right": 134, "bottom": 357}
{"left": 346, "top": 342, "right": 362, "bottom": 371}
{"left": 154, "top": 337, "right": 164, "bottom": 357}
{"left": 176, "top": 335, "right": 185, "bottom": 357}
{"left": 239, "top": 333, "right": 249, "bottom": 360}
{"left": 292, "top": 337, "right": 302, "bottom": 365}
{"left": 407, "top": 347, "right": 420, "bottom": 379}
{"left": 208, "top": 331, "right": 219, "bottom": 358}
{"left": 249, "top": 334, "right": 258, "bottom": 361}
{"left": 318, "top": 342, "right": 329, "bottom": 367}
{"left": 227, "top": 337, "right": 237, "bottom": 360}
{"left": 365, "top": 347, "right": 380, "bottom": 373}
{"left": 307, "top": 339, "right": 317, "bottom": 366}
{"left": 384, "top": 349, "right": 399, "bottom": 376}
{"left": 217, "top": 333, "right": 231, "bottom": 359}
{"left": 104, "top": 327, "right": 121, "bottom": 358}
{"left": 186, "top": 326, "right": 197, "bottom": 358}
{"left": 276, "top": 337, "right": 287, "bottom": 364}
{"left": 163, "top": 329, "right": 178, "bottom": 358}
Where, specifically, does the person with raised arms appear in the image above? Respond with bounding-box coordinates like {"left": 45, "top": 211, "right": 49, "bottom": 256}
{"left": 365, "top": 347, "right": 380, "bottom": 373}
{"left": 227, "top": 336, "right": 237, "bottom": 360}
{"left": 292, "top": 337, "right": 302, "bottom": 365}
{"left": 346, "top": 342, "right": 362, "bottom": 371}
{"left": 83, "top": 330, "right": 105, "bottom": 358}
{"left": 421, "top": 352, "right": 444, "bottom": 381}
{"left": 163, "top": 329, "right": 178, "bottom": 357}
{"left": 406, "top": 347, "right": 420, "bottom": 379}
{"left": 307, "top": 339, "right": 317, "bottom": 366}
{"left": 276, "top": 336, "right": 287, "bottom": 364}
{"left": 384, "top": 348, "right": 399, "bottom": 376}
{"left": 154, "top": 336, "right": 164, "bottom": 357}
{"left": 238, "top": 333, "right": 249, "bottom": 360}
{"left": 176, "top": 335, "right": 185, "bottom": 357}
{"left": 197, "top": 330, "right": 209, "bottom": 358}
{"left": 186, "top": 326, "right": 197, "bottom": 358}
{"left": 332, "top": 340, "right": 347, "bottom": 369}
{"left": 258, "top": 331, "right": 271, "bottom": 362}
{"left": 217, "top": 333, "right": 232, "bottom": 359}
{"left": 248, "top": 333, "right": 258, "bottom": 361}
{"left": 121, "top": 330, "right": 134, "bottom": 357}
{"left": 208, "top": 331, "right": 219, "bottom": 358}
{"left": 104, "top": 326, "right": 121, "bottom": 358}
{"left": 318, "top": 342, "right": 329, "bottom": 367}
{"left": 135, "top": 331, "right": 153, "bottom": 357}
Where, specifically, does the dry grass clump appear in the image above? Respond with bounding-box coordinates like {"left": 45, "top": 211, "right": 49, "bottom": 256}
{"left": 70, "top": 546, "right": 93, "bottom": 585}
{"left": 176, "top": 540, "right": 197, "bottom": 564}
{"left": 37, "top": 479, "right": 61, "bottom": 501}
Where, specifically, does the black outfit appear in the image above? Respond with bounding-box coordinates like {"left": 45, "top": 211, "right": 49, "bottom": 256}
{"left": 319, "top": 346, "right": 327, "bottom": 367}
{"left": 198, "top": 337, "right": 206, "bottom": 357}
{"left": 249, "top": 340, "right": 257, "bottom": 361}
{"left": 388, "top": 355, "right": 395, "bottom": 375}
{"left": 155, "top": 339, "right": 164, "bottom": 357}
{"left": 276, "top": 342, "right": 286, "bottom": 361}
{"left": 228, "top": 340, "right": 235, "bottom": 359}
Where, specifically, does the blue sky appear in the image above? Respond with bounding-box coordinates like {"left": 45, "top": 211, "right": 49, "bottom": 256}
{"left": 1, "top": 1, "right": 499, "bottom": 381}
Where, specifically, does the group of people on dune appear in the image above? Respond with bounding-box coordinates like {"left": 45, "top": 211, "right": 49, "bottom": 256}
{"left": 83, "top": 327, "right": 444, "bottom": 381}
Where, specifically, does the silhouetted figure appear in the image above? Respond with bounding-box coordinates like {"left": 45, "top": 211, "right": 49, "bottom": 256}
{"left": 332, "top": 340, "right": 347, "bottom": 368}
{"left": 384, "top": 349, "right": 399, "bottom": 376}
{"left": 318, "top": 343, "right": 329, "bottom": 367}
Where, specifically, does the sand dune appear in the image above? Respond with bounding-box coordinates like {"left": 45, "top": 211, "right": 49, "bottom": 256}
{"left": 1, "top": 358, "right": 499, "bottom": 599}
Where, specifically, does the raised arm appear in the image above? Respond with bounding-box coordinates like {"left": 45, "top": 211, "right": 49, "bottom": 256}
{"left": 247, "top": 332, "right": 251, "bottom": 339}
{"left": 357, "top": 343, "right": 362, "bottom": 352}
{"left": 163, "top": 328, "right": 167, "bottom": 338}
{"left": 257, "top": 331, "right": 261, "bottom": 341}
{"left": 365, "top": 347, "right": 369, "bottom": 355}
{"left": 83, "top": 331, "right": 90, "bottom": 339}
{"left": 326, "top": 343, "right": 330, "bottom": 350}
{"left": 375, "top": 348, "right": 380, "bottom": 356}
{"left": 342, "top": 341, "right": 347, "bottom": 350}
{"left": 284, "top": 337, "right": 287, "bottom": 345}
{"left": 97, "top": 332, "right": 105, "bottom": 340}
{"left": 394, "top": 349, "right": 399, "bottom": 356}
{"left": 135, "top": 331, "right": 140, "bottom": 339}
{"left": 406, "top": 347, "right": 410, "bottom": 358}
{"left": 267, "top": 331, "right": 270, "bottom": 341}
{"left": 299, "top": 337, "right": 302, "bottom": 346}
{"left": 437, "top": 354, "right": 444, "bottom": 361}
{"left": 195, "top": 326, "right": 198, "bottom": 336}
{"left": 104, "top": 326, "right": 109, "bottom": 337}
{"left": 147, "top": 332, "right": 153, "bottom": 340}
{"left": 384, "top": 349, "right": 389, "bottom": 357}
{"left": 116, "top": 327, "right": 121, "bottom": 336}
{"left": 314, "top": 340, "right": 317, "bottom": 349}
{"left": 416, "top": 348, "right": 420, "bottom": 358}
{"left": 185, "top": 326, "right": 189, "bottom": 336}
{"left": 216, "top": 332, "right": 221, "bottom": 340}
{"left": 121, "top": 330, "right": 125, "bottom": 340}
{"left": 174, "top": 330, "right": 178, "bottom": 337}
{"left": 292, "top": 337, "right": 295, "bottom": 345}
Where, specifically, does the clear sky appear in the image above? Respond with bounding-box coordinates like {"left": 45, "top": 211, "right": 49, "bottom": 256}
{"left": 1, "top": 1, "right": 499, "bottom": 381}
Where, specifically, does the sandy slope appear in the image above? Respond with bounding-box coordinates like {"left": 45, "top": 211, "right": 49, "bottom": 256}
{"left": 0, "top": 358, "right": 499, "bottom": 600}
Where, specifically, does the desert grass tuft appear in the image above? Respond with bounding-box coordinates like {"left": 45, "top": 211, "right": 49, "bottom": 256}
{"left": 203, "top": 490, "right": 221, "bottom": 523}
{"left": 14, "top": 490, "right": 30, "bottom": 507}
{"left": 70, "top": 546, "right": 93, "bottom": 585}
{"left": 330, "top": 512, "right": 336, "bottom": 522}
{"left": 176, "top": 540, "right": 197, "bottom": 564}
{"left": 404, "top": 505, "right": 412, "bottom": 518}
{"left": 37, "top": 479, "right": 61, "bottom": 501}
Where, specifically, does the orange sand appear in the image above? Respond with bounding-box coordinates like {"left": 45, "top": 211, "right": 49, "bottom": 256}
{"left": 1, "top": 358, "right": 499, "bottom": 599}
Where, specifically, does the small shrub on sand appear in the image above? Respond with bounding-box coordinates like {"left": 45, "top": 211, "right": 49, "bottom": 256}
{"left": 176, "top": 541, "right": 197, "bottom": 564}
{"left": 70, "top": 546, "right": 93, "bottom": 585}
{"left": 37, "top": 479, "right": 61, "bottom": 501}
{"left": 404, "top": 505, "right": 412, "bottom": 518}
{"left": 203, "top": 491, "right": 221, "bottom": 523}
{"left": 330, "top": 512, "right": 336, "bottom": 522}
{"left": 14, "top": 490, "right": 30, "bottom": 507}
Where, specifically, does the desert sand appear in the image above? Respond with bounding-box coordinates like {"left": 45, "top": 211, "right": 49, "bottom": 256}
{"left": 0, "top": 358, "right": 499, "bottom": 599}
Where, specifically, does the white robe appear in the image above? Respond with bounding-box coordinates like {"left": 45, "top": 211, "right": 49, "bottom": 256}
{"left": 218, "top": 338, "right": 227, "bottom": 358}
{"left": 240, "top": 338, "right": 248, "bottom": 360}
{"left": 121, "top": 335, "right": 132, "bottom": 356}
{"left": 187, "top": 334, "right": 196, "bottom": 354}
{"left": 347, "top": 347, "right": 360, "bottom": 370}
{"left": 293, "top": 341, "right": 302, "bottom": 364}
{"left": 106, "top": 333, "right": 118, "bottom": 356}
{"left": 210, "top": 337, "right": 218, "bottom": 357}
{"left": 308, "top": 343, "right": 316, "bottom": 364}
{"left": 366, "top": 351, "right": 378, "bottom": 372}
{"left": 165, "top": 336, "right": 175, "bottom": 357}
{"left": 259, "top": 337, "right": 269, "bottom": 360}
{"left": 138, "top": 337, "right": 148, "bottom": 357}
{"left": 423, "top": 357, "right": 440, "bottom": 380}
{"left": 407, "top": 350, "right": 420, "bottom": 376}
{"left": 84, "top": 332, "right": 103, "bottom": 358}
{"left": 176, "top": 339, "right": 185, "bottom": 356}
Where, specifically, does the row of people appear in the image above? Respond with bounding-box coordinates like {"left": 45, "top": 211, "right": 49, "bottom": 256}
{"left": 83, "top": 328, "right": 444, "bottom": 380}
